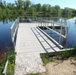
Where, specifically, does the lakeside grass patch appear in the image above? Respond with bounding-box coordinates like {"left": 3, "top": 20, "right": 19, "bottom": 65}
{"left": 0, "top": 59, "right": 6, "bottom": 75}
{"left": 0, "top": 47, "right": 15, "bottom": 75}
{"left": 40, "top": 53, "right": 55, "bottom": 65}
{"left": 40, "top": 48, "right": 76, "bottom": 65}
{"left": 6, "top": 53, "right": 16, "bottom": 75}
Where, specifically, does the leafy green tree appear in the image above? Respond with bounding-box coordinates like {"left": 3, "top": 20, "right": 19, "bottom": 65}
{"left": 71, "top": 9, "right": 76, "bottom": 17}
{"left": 23, "top": 0, "right": 31, "bottom": 10}
{"left": 53, "top": 5, "right": 61, "bottom": 17}
{"left": 15, "top": 0, "right": 23, "bottom": 9}
{"left": 0, "top": 0, "right": 76, "bottom": 19}
{"left": 42, "top": 4, "right": 48, "bottom": 12}
{"left": 62, "top": 8, "right": 72, "bottom": 18}
{"left": 34, "top": 3, "right": 42, "bottom": 12}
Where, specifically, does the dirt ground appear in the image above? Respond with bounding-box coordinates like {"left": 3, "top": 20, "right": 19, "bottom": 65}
{"left": 45, "top": 58, "right": 76, "bottom": 75}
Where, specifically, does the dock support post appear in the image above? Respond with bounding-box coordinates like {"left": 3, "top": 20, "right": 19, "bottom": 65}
{"left": 52, "top": 22, "right": 54, "bottom": 29}
{"left": 60, "top": 25, "right": 63, "bottom": 34}
{"left": 65, "top": 27, "right": 68, "bottom": 38}
{"left": 59, "top": 25, "right": 63, "bottom": 44}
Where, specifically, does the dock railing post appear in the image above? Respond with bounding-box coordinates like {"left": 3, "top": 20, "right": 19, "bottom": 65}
{"left": 52, "top": 22, "right": 54, "bottom": 30}
{"left": 10, "top": 17, "right": 19, "bottom": 48}
{"left": 65, "top": 26, "right": 68, "bottom": 38}
{"left": 60, "top": 25, "right": 63, "bottom": 35}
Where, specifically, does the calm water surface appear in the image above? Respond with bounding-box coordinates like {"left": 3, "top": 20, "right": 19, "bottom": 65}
{"left": 66, "top": 18, "right": 76, "bottom": 47}
{"left": 0, "top": 17, "right": 76, "bottom": 50}
{"left": 42, "top": 17, "right": 76, "bottom": 48}
{"left": 0, "top": 20, "right": 14, "bottom": 50}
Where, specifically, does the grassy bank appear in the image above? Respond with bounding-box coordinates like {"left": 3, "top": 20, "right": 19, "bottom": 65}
{"left": 6, "top": 53, "right": 16, "bottom": 75}
{"left": 0, "top": 47, "right": 15, "bottom": 75}
{"left": 0, "top": 59, "right": 6, "bottom": 75}
{"left": 40, "top": 48, "right": 76, "bottom": 65}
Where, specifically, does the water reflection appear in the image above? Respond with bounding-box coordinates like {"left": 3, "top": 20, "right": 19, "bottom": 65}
{"left": 39, "top": 17, "right": 76, "bottom": 48}
{"left": 43, "top": 29, "right": 67, "bottom": 48}
{"left": 0, "top": 16, "right": 76, "bottom": 51}
{"left": 0, "top": 20, "right": 14, "bottom": 51}
{"left": 74, "top": 20, "right": 76, "bottom": 30}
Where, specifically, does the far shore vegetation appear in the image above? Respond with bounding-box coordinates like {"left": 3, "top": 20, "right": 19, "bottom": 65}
{"left": 0, "top": 0, "right": 76, "bottom": 22}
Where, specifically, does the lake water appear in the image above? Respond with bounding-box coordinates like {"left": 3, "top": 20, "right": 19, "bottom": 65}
{"left": 0, "top": 20, "right": 14, "bottom": 50}
{"left": 40, "top": 17, "right": 76, "bottom": 48}
{"left": 0, "top": 17, "right": 76, "bottom": 51}
{"left": 66, "top": 18, "right": 76, "bottom": 47}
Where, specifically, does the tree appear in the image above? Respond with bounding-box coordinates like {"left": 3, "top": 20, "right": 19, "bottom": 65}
{"left": 0, "top": 0, "right": 76, "bottom": 19}
{"left": 23, "top": 0, "right": 31, "bottom": 10}
{"left": 62, "top": 8, "right": 72, "bottom": 18}
{"left": 15, "top": 0, "right": 23, "bottom": 9}
{"left": 53, "top": 5, "right": 61, "bottom": 17}
{"left": 34, "top": 3, "right": 42, "bottom": 12}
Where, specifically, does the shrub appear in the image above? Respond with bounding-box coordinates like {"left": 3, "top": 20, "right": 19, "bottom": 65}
{"left": 40, "top": 53, "right": 55, "bottom": 65}
{"left": 61, "top": 50, "right": 70, "bottom": 59}
{"left": 8, "top": 54, "right": 15, "bottom": 64}
{"left": 6, "top": 53, "right": 16, "bottom": 75}
{"left": 6, "top": 61, "right": 15, "bottom": 75}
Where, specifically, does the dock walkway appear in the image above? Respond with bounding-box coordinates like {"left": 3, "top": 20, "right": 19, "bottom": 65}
{"left": 14, "top": 23, "right": 61, "bottom": 75}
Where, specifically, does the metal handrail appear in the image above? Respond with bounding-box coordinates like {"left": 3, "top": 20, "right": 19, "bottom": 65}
{"left": 38, "top": 18, "right": 68, "bottom": 38}
{"left": 35, "top": 28, "right": 57, "bottom": 52}
{"left": 37, "top": 27, "right": 64, "bottom": 49}
{"left": 44, "top": 26, "right": 67, "bottom": 38}
{"left": 10, "top": 18, "right": 19, "bottom": 44}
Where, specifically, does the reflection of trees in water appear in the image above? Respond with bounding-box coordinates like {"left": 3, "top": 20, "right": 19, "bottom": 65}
{"left": 0, "top": 14, "right": 17, "bottom": 24}
{"left": 74, "top": 20, "right": 76, "bottom": 29}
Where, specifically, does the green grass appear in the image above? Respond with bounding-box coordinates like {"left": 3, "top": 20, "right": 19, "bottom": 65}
{"left": 0, "top": 51, "right": 7, "bottom": 75}
{"left": 60, "top": 48, "right": 76, "bottom": 59}
{"left": 6, "top": 47, "right": 16, "bottom": 75}
{"left": 40, "top": 53, "right": 55, "bottom": 65}
{"left": 6, "top": 53, "right": 16, "bottom": 75}
{"left": 0, "top": 47, "right": 15, "bottom": 75}
{"left": 0, "top": 59, "right": 6, "bottom": 75}
{"left": 40, "top": 47, "right": 76, "bottom": 65}
{"left": 6, "top": 61, "right": 15, "bottom": 75}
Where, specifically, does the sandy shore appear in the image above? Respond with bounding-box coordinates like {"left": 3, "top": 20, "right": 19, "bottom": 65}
{"left": 45, "top": 58, "right": 76, "bottom": 75}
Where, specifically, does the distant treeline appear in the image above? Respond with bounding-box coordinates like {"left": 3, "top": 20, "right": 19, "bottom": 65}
{"left": 0, "top": 0, "right": 76, "bottom": 20}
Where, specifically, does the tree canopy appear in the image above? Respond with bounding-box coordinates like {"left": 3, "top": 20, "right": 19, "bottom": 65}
{"left": 0, "top": 0, "right": 76, "bottom": 20}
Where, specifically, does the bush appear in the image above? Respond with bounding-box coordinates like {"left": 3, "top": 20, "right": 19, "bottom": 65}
{"left": 0, "top": 52, "right": 6, "bottom": 75}
{"left": 8, "top": 54, "right": 15, "bottom": 64}
{"left": 6, "top": 53, "right": 16, "bottom": 75}
{"left": 0, "top": 60, "right": 6, "bottom": 75}
{"left": 40, "top": 53, "right": 54, "bottom": 65}
{"left": 61, "top": 47, "right": 76, "bottom": 59}
{"left": 0, "top": 47, "right": 15, "bottom": 75}
{"left": 6, "top": 62, "right": 15, "bottom": 75}
{"left": 61, "top": 50, "right": 71, "bottom": 59}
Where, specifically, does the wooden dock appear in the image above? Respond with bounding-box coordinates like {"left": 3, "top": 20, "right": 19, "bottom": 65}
{"left": 14, "top": 23, "right": 66, "bottom": 75}
{"left": 15, "top": 23, "right": 63, "bottom": 53}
